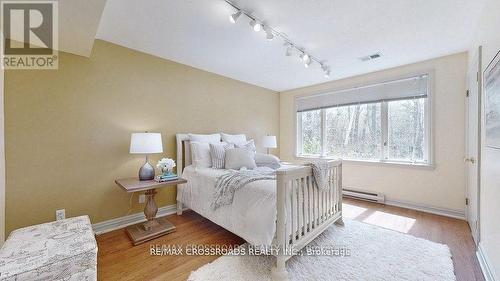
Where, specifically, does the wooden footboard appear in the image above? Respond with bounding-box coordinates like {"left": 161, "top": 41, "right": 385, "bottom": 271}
{"left": 272, "top": 160, "right": 343, "bottom": 280}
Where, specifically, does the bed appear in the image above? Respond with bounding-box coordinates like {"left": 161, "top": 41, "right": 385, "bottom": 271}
{"left": 175, "top": 133, "right": 343, "bottom": 280}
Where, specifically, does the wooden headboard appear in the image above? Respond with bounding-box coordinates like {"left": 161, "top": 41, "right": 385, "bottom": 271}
{"left": 176, "top": 134, "right": 192, "bottom": 177}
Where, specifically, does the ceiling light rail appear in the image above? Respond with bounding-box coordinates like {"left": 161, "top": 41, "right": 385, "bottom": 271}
{"left": 224, "top": 0, "right": 331, "bottom": 78}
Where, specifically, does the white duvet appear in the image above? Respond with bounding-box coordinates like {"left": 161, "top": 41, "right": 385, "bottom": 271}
{"left": 177, "top": 166, "right": 279, "bottom": 246}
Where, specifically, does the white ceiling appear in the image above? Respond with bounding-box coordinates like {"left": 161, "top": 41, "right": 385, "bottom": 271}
{"left": 96, "top": 0, "right": 485, "bottom": 91}
{"left": 59, "top": 0, "right": 107, "bottom": 57}
{"left": 5, "top": 0, "right": 106, "bottom": 57}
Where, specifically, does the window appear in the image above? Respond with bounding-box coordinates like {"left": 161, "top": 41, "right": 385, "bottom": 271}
{"left": 325, "top": 103, "right": 382, "bottom": 160}
{"left": 296, "top": 74, "right": 431, "bottom": 164}
{"left": 387, "top": 98, "right": 426, "bottom": 161}
{"left": 300, "top": 109, "right": 321, "bottom": 155}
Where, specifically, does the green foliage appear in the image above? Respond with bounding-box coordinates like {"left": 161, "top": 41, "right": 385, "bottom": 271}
{"left": 301, "top": 110, "right": 321, "bottom": 155}
{"left": 299, "top": 98, "right": 426, "bottom": 162}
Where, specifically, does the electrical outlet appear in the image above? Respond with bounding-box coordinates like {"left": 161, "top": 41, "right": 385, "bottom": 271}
{"left": 56, "top": 209, "right": 65, "bottom": 221}
{"left": 139, "top": 194, "right": 146, "bottom": 204}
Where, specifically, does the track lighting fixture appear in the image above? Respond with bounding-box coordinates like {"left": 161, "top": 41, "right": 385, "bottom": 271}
{"left": 225, "top": 0, "right": 331, "bottom": 78}
{"left": 229, "top": 10, "right": 241, "bottom": 23}
{"left": 250, "top": 19, "right": 261, "bottom": 32}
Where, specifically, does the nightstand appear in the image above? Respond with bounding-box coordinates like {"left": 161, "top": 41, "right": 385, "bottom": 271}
{"left": 115, "top": 177, "right": 187, "bottom": 245}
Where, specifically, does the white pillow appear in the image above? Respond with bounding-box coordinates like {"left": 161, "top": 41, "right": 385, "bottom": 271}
{"left": 225, "top": 148, "right": 257, "bottom": 170}
{"left": 189, "top": 133, "right": 221, "bottom": 143}
{"left": 221, "top": 133, "right": 246, "bottom": 144}
{"left": 190, "top": 142, "right": 212, "bottom": 168}
{"left": 255, "top": 153, "right": 281, "bottom": 170}
{"left": 234, "top": 139, "right": 256, "bottom": 153}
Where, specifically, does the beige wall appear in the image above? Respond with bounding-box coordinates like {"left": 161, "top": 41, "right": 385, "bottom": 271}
{"left": 280, "top": 53, "right": 468, "bottom": 212}
{"left": 4, "top": 40, "right": 279, "bottom": 234}
{"left": 472, "top": 0, "right": 500, "bottom": 277}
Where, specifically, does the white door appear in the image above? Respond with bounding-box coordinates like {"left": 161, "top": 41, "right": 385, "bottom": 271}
{"left": 465, "top": 46, "right": 482, "bottom": 244}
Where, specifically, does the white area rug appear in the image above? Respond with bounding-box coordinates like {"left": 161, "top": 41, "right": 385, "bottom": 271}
{"left": 188, "top": 220, "right": 455, "bottom": 281}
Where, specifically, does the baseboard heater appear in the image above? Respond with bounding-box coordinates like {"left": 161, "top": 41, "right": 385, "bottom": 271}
{"left": 343, "top": 187, "right": 385, "bottom": 204}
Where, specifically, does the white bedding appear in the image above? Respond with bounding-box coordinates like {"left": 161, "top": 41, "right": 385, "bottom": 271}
{"left": 177, "top": 166, "right": 279, "bottom": 246}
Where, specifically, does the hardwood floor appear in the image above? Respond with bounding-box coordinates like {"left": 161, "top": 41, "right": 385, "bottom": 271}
{"left": 341, "top": 198, "right": 484, "bottom": 281}
{"left": 96, "top": 198, "right": 484, "bottom": 281}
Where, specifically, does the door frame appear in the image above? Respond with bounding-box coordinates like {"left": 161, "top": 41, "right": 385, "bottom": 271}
{"left": 0, "top": 32, "right": 5, "bottom": 245}
{"left": 0, "top": 60, "right": 4, "bottom": 245}
{"left": 465, "top": 46, "right": 482, "bottom": 244}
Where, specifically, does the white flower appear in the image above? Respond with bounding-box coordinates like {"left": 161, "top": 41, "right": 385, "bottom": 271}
{"left": 156, "top": 158, "right": 176, "bottom": 170}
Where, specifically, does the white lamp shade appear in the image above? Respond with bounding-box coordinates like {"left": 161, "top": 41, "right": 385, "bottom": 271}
{"left": 130, "top": 133, "right": 163, "bottom": 154}
{"left": 261, "top": 135, "right": 277, "bottom": 148}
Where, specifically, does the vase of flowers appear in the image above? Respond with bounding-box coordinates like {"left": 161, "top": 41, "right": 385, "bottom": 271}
{"left": 156, "top": 158, "right": 176, "bottom": 176}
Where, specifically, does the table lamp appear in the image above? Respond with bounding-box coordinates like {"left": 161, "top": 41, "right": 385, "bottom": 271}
{"left": 130, "top": 132, "right": 163, "bottom": 181}
{"left": 261, "top": 135, "right": 277, "bottom": 154}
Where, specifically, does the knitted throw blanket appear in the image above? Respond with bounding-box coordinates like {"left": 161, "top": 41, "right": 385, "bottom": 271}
{"left": 306, "top": 160, "right": 330, "bottom": 190}
{"left": 211, "top": 169, "right": 275, "bottom": 210}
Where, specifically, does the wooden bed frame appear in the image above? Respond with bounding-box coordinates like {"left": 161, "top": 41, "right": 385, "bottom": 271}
{"left": 175, "top": 134, "right": 343, "bottom": 280}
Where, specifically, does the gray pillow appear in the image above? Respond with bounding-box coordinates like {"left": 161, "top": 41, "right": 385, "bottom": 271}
{"left": 210, "top": 142, "right": 234, "bottom": 169}
{"left": 234, "top": 139, "right": 256, "bottom": 154}
{"left": 255, "top": 153, "right": 281, "bottom": 170}
{"left": 225, "top": 148, "right": 257, "bottom": 170}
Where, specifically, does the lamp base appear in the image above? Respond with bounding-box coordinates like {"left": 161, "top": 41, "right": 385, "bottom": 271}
{"left": 139, "top": 159, "right": 155, "bottom": 181}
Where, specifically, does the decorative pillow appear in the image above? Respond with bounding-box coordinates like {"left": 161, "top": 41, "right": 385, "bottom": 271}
{"left": 255, "top": 153, "right": 281, "bottom": 170}
{"left": 190, "top": 142, "right": 212, "bottom": 168}
{"left": 234, "top": 139, "right": 256, "bottom": 153}
{"left": 225, "top": 148, "right": 257, "bottom": 170}
{"left": 188, "top": 133, "right": 221, "bottom": 143}
{"left": 221, "top": 133, "right": 246, "bottom": 144}
{"left": 210, "top": 142, "right": 234, "bottom": 169}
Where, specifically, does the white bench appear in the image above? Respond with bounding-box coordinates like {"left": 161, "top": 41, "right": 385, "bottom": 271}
{"left": 0, "top": 216, "right": 97, "bottom": 281}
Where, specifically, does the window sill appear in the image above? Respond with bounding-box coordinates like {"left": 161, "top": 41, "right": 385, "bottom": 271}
{"left": 295, "top": 155, "right": 435, "bottom": 170}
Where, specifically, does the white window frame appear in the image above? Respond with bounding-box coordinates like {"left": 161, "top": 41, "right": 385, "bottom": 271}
{"left": 294, "top": 72, "right": 434, "bottom": 168}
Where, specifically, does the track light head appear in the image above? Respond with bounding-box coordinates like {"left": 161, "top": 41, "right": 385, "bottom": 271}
{"left": 304, "top": 57, "right": 312, "bottom": 68}
{"left": 324, "top": 69, "right": 331, "bottom": 78}
{"left": 284, "top": 43, "right": 293, "bottom": 56}
{"left": 321, "top": 63, "right": 330, "bottom": 77}
{"left": 250, "top": 19, "right": 261, "bottom": 32}
{"left": 264, "top": 26, "right": 274, "bottom": 41}
{"left": 229, "top": 10, "right": 242, "bottom": 23}
{"left": 301, "top": 53, "right": 310, "bottom": 62}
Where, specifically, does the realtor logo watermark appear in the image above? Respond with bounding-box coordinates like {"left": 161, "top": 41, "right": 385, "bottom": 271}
{"left": 1, "top": 1, "right": 58, "bottom": 69}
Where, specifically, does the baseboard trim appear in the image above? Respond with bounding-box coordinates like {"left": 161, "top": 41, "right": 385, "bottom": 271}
{"left": 94, "top": 199, "right": 465, "bottom": 234}
{"left": 92, "top": 204, "right": 180, "bottom": 235}
{"left": 384, "top": 199, "right": 466, "bottom": 220}
{"left": 477, "top": 242, "right": 498, "bottom": 281}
